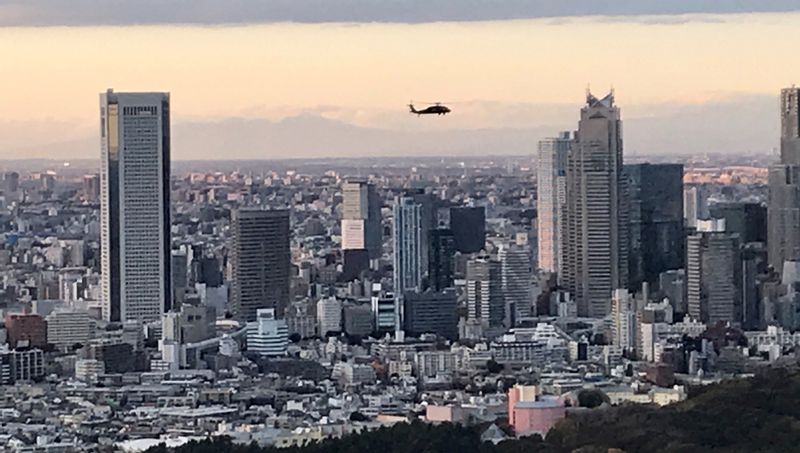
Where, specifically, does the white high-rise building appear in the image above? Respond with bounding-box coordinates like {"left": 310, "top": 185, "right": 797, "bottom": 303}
{"left": 687, "top": 219, "right": 742, "bottom": 325}
{"left": 537, "top": 132, "right": 571, "bottom": 274}
{"left": 317, "top": 297, "right": 343, "bottom": 336}
{"left": 393, "top": 196, "right": 423, "bottom": 295}
{"left": 611, "top": 289, "right": 637, "bottom": 353}
{"left": 341, "top": 179, "right": 382, "bottom": 258}
{"left": 499, "top": 243, "right": 533, "bottom": 324}
{"left": 466, "top": 256, "right": 504, "bottom": 328}
{"left": 247, "top": 308, "right": 289, "bottom": 357}
{"left": 100, "top": 89, "right": 171, "bottom": 323}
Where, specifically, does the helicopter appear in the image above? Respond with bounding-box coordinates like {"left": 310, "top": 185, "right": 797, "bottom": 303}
{"left": 408, "top": 102, "right": 451, "bottom": 116}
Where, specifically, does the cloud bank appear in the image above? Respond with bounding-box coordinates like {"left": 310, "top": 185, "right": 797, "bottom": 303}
{"left": 1, "top": 0, "right": 799, "bottom": 26}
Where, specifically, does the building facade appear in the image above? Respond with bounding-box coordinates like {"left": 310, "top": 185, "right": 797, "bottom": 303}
{"left": 393, "top": 196, "right": 423, "bottom": 295}
{"left": 317, "top": 297, "right": 343, "bottom": 336}
{"left": 247, "top": 308, "right": 289, "bottom": 357}
{"left": 100, "top": 89, "right": 171, "bottom": 323}
{"left": 625, "top": 163, "right": 684, "bottom": 289}
{"left": 561, "top": 91, "right": 628, "bottom": 317}
{"left": 536, "top": 131, "right": 571, "bottom": 273}
{"left": 403, "top": 289, "right": 458, "bottom": 340}
{"left": 687, "top": 219, "right": 742, "bottom": 325}
{"left": 769, "top": 87, "right": 800, "bottom": 274}
{"left": 499, "top": 243, "right": 533, "bottom": 324}
{"left": 428, "top": 228, "right": 456, "bottom": 291}
{"left": 611, "top": 289, "right": 637, "bottom": 353}
{"left": 45, "top": 310, "right": 92, "bottom": 350}
{"left": 449, "top": 207, "right": 486, "bottom": 254}
{"left": 230, "top": 208, "right": 291, "bottom": 322}
{"left": 709, "top": 202, "right": 767, "bottom": 244}
{"left": 5, "top": 313, "right": 47, "bottom": 349}
{"left": 466, "top": 256, "right": 504, "bottom": 328}
{"left": 341, "top": 179, "right": 382, "bottom": 259}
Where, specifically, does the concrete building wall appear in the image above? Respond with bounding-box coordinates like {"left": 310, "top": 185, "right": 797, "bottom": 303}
{"left": 561, "top": 92, "right": 628, "bottom": 317}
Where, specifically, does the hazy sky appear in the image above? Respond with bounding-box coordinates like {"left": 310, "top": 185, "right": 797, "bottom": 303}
{"left": 1, "top": 3, "right": 799, "bottom": 159}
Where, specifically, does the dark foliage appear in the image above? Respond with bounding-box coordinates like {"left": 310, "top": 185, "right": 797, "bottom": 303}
{"left": 548, "top": 366, "right": 800, "bottom": 452}
{"left": 486, "top": 359, "right": 503, "bottom": 374}
{"left": 576, "top": 389, "right": 608, "bottom": 408}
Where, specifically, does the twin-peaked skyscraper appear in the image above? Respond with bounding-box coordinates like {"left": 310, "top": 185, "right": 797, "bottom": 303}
{"left": 768, "top": 87, "right": 800, "bottom": 274}
{"left": 559, "top": 92, "right": 628, "bottom": 317}
{"left": 538, "top": 92, "right": 687, "bottom": 318}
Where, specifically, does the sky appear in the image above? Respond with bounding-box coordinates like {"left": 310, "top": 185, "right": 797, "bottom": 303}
{"left": 0, "top": 1, "right": 799, "bottom": 160}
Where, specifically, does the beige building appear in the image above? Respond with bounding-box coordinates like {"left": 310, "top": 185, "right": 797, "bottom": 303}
{"left": 536, "top": 132, "right": 571, "bottom": 274}
{"left": 561, "top": 91, "right": 628, "bottom": 317}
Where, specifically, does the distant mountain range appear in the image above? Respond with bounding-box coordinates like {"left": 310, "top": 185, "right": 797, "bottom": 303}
{"left": 0, "top": 94, "right": 780, "bottom": 161}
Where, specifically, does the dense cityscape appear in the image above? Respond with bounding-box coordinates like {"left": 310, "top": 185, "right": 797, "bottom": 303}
{"left": 0, "top": 83, "right": 795, "bottom": 452}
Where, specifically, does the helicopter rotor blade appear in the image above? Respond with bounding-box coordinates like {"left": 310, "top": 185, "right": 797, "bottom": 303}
{"left": 418, "top": 100, "right": 459, "bottom": 105}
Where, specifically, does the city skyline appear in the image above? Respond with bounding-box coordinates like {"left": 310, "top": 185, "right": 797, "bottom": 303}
{"left": 2, "top": 10, "right": 800, "bottom": 159}
{"left": 2, "top": 3, "right": 800, "bottom": 451}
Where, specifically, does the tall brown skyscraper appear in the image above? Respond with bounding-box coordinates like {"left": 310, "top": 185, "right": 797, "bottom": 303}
{"left": 230, "top": 209, "right": 291, "bottom": 322}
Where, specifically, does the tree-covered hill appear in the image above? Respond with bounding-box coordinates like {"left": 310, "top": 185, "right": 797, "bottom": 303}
{"left": 547, "top": 366, "right": 800, "bottom": 452}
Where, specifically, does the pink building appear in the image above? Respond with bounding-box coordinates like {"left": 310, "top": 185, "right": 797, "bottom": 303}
{"left": 508, "top": 384, "right": 538, "bottom": 427}
{"left": 425, "top": 405, "right": 466, "bottom": 424}
{"left": 511, "top": 396, "right": 565, "bottom": 436}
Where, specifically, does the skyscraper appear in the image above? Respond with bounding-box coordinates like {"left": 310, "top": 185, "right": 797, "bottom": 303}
{"left": 450, "top": 206, "right": 486, "bottom": 254}
{"left": 428, "top": 228, "right": 456, "bottom": 291}
{"left": 561, "top": 91, "right": 628, "bottom": 318}
{"left": 537, "top": 131, "right": 571, "bottom": 274}
{"left": 4, "top": 171, "right": 19, "bottom": 194}
{"left": 659, "top": 269, "right": 686, "bottom": 315}
{"left": 100, "top": 89, "right": 171, "bottom": 323}
{"left": 341, "top": 179, "right": 382, "bottom": 259}
{"left": 741, "top": 243, "right": 768, "bottom": 330}
{"left": 404, "top": 188, "right": 437, "bottom": 272}
{"left": 686, "top": 219, "right": 742, "bottom": 325}
{"left": 393, "top": 196, "right": 423, "bottom": 295}
{"left": 499, "top": 243, "right": 533, "bottom": 324}
{"left": 83, "top": 174, "right": 101, "bottom": 202}
{"left": 683, "top": 186, "right": 699, "bottom": 229}
{"left": 625, "top": 163, "right": 684, "bottom": 289}
{"left": 768, "top": 87, "right": 800, "bottom": 273}
{"left": 171, "top": 250, "right": 188, "bottom": 308}
{"left": 781, "top": 87, "right": 800, "bottom": 165}
{"left": 466, "top": 255, "right": 504, "bottom": 328}
{"left": 230, "top": 209, "right": 291, "bottom": 322}
{"left": 611, "top": 289, "right": 636, "bottom": 353}
{"left": 709, "top": 201, "right": 767, "bottom": 244}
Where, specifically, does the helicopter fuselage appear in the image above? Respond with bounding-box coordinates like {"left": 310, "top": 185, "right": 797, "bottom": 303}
{"left": 409, "top": 104, "right": 451, "bottom": 115}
